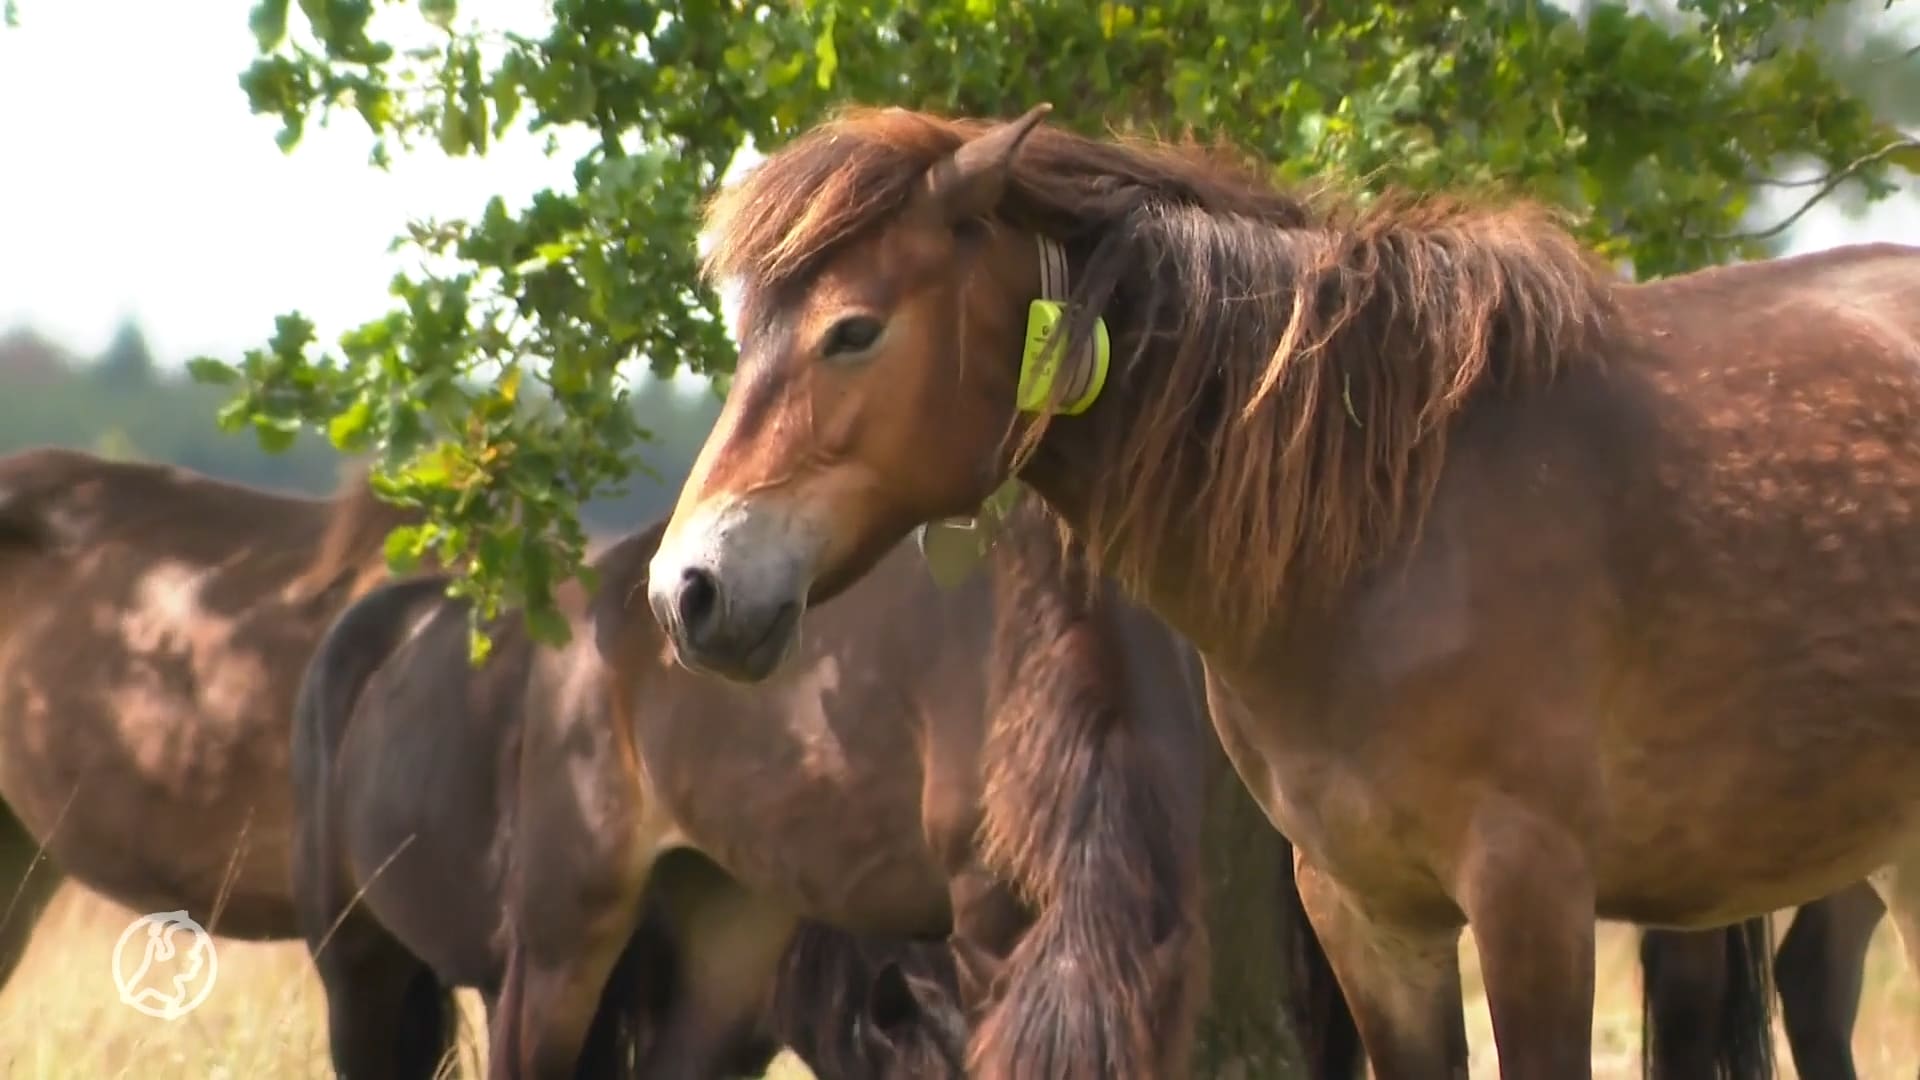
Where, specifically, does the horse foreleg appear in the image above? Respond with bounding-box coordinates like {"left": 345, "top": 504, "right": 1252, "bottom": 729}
{"left": 310, "top": 912, "right": 458, "bottom": 1080}
{"left": 1454, "top": 808, "right": 1596, "bottom": 1080}
{"left": 1294, "top": 855, "right": 1468, "bottom": 1080}
{"left": 488, "top": 901, "right": 649, "bottom": 1080}
{"left": 642, "top": 869, "right": 798, "bottom": 1080}
{"left": 1775, "top": 881, "right": 1883, "bottom": 1080}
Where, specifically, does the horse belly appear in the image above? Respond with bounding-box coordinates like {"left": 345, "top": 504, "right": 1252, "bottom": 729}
{"left": 1593, "top": 689, "right": 1920, "bottom": 928}
{"left": 0, "top": 649, "right": 298, "bottom": 938}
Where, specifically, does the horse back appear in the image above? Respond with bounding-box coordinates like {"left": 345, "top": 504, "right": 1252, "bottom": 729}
{"left": 1624, "top": 242, "right": 1920, "bottom": 355}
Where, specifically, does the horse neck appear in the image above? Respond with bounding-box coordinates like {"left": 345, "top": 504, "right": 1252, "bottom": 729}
{"left": 1015, "top": 396, "right": 1236, "bottom": 661}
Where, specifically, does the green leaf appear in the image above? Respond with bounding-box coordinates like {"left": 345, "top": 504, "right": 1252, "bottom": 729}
{"left": 525, "top": 603, "right": 572, "bottom": 647}
{"left": 185, "top": 356, "right": 241, "bottom": 386}
{"left": 420, "top": 0, "right": 455, "bottom": 31}
{"left": 814, "top": 8, "right": 839, "bottom": 90}
{"left": 251, "top": 416, "right": 298, "bottom": 453}
{"left": 467, "top": 621, "right": 494, "bottom": 664}
{"left": 438, "top": 79, "right": 469, "bottom": 155}
{"left": 248, "top": 0, "right": 289, "bottom": 50}
{"left": 326, "top": 396, "right": 375, "bottom": 449}
{"left": 383, "top": 523, "right": 427, "bottom": 572}
{"left": 273, "top": 115, "right": 305, "bottom": 153}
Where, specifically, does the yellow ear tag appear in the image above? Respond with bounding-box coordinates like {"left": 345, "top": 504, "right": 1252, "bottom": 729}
{"left": 1017, "top": 299, "right": 1110, "bottom": 415}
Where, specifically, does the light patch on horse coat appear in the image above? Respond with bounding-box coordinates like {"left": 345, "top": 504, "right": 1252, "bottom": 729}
{"left": 125, "top": 561, "right": 212, "bottom": 645}
{"left": 783, "top": 653, "right": 850, "bottom": 782}
{"left": 115, "top": 561, "right": 271, "bottom": 783}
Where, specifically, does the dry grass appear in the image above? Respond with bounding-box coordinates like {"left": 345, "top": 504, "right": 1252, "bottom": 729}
{"left": 0, "top": 885, "right": 1911, "bottom": 1077}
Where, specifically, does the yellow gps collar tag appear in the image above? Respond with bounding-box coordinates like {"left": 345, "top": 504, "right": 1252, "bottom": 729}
{"left": 1017, "top": 299, "right": 1110, "bottom": 416}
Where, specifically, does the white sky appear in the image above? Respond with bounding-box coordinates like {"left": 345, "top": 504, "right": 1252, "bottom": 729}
{"left": 0, "top": 0, "right": 1915, "bottom": 369}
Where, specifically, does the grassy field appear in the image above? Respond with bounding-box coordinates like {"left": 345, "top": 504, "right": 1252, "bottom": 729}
{"left": 0, "top": 884, "right": 1912, "bottom": 1078}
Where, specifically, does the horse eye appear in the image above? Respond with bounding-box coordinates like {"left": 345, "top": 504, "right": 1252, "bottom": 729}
{"left": 821, "top": 315, "right": 885, "bottom": 360}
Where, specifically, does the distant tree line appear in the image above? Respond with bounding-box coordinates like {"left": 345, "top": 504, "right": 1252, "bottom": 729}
{"left": 0, "top": 319, "right": 720, "bottom": 531}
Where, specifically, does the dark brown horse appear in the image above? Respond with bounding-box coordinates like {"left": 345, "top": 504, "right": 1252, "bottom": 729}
{"left": 293, "top": 499, "right": 1224, "bottom": 1079}
{"left": 640, "top": 103, "right": 1920, "bottom": 1078}
{"left": 0, "top": 446, "right": 998, "bottom": 1080}
{"left": 0, "top": 445, "right": 414, "bottom": 975}
{"left": 1641, "top": 883, "right": 1890, "bottom": 1080}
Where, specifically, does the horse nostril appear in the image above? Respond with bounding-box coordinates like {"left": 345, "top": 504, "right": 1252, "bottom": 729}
{"left": 675, "top": 567, "right": 721, "bottom": 640}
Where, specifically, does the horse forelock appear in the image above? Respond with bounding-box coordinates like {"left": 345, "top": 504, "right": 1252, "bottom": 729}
{"left": 714, "top": 107, "right": 1622, "bottom": 650}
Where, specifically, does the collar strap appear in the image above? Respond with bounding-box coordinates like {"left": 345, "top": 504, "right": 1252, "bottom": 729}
{"left": 912, "top": 235, "right": 1111, "bottom": 587}
{"left": 1016, "top": 235, "right": 1109, "bottom": 416}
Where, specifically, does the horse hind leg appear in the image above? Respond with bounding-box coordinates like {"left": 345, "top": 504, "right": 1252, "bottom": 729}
{"left": 1774, "top": 881, "right": 1883, "bottom": 1080}
{"left": 0, "top": 800, "right": 62, "bottom": 989}
{"left": 311, "top": 911, "right": 459, "bottom": 1080}
{"left": 1638, "top": 916, "right": 1775, "bottom": 1080}
{"left": 1637, "top": 927, "right": 1725, "bottom": 1080}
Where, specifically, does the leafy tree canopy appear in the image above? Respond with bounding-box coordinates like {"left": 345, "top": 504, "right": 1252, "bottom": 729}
{"left": 190, "top": 0, "right": 1917, "bottom": 657}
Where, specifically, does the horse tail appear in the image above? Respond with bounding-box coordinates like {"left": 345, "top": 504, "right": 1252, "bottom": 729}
{"left": 1639, "top": 918, "right": 1777, "bottom": 1080}
{"left": 1277, "top": 847, "right": 1365, "bottom": 1079}
{"left": 968, "top": 499, "right": 1206, "bottom": 1080}
{"left": 766, "top": 922, "right": 965, "bottom": 1079}
{"left": 1722, "top": 915, "right": 1779, "bottom": 1079}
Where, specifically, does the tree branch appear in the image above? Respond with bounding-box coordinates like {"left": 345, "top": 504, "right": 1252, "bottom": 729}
{"left": 1874, "top": 41, "right": 1920, "bottom": 67}
{"left": 1718, "top": 136, "right": 1920, "bottom": 244}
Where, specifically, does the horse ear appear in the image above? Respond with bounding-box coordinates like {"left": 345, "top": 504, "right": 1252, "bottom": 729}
{"left": 920, "top": 103, "right": 1053, "bottom": 225}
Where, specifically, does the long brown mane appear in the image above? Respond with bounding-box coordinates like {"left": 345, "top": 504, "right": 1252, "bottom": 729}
{"left": 968, "top": 492, "right": 1204, "bottom": 1077}
{"left": 705, "top": 107, "right": 1621, "bottom": 640}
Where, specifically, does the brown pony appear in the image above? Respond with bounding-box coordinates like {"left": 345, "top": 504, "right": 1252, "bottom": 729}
{"left": 0, "top": 445, "right": 413, "bottom": 973}
{"left": 293, "top": 498, "right": 1227, "bottom": 1079}
{"left": 1641, "top": 883, "right": 1890, "bottom": 1080}
{"left": 641, "top": 103, "right": 1920, "bottom": 1078}
{"left": 0, "top": 446, "right": 993, "bottom": 1080}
